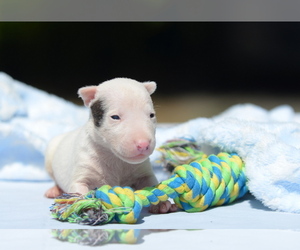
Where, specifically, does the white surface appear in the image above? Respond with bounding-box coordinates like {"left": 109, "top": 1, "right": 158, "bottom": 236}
{"left": 0, "top": 229, "right": 300, "bottom": 250}
{"left": 0, "top": 181, "right": 300, "bottom": 230}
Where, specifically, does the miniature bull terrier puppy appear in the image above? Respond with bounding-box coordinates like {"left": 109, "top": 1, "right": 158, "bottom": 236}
{"left": 45, "top": 78, "right": 177, "bottom": 214}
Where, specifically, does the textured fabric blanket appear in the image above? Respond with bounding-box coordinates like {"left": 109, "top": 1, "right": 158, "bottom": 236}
{"left": 1, "top": 72, "right": 300, "bottom": 214}
{"left": 0, "top": 72, "right": 88, "bottom": 181}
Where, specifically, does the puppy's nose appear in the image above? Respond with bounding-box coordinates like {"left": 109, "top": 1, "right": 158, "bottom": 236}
{"left": 136, "top": 140, "right": 150, "bottom": 153}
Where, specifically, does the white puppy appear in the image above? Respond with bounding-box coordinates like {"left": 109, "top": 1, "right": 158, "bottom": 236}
{"left": 45, "top": 78, "right": 177, "bottom": 214}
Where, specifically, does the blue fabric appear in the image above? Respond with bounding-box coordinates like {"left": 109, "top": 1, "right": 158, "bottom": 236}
{"left": 275, "top": 180, "right": 300, "bottom": 194}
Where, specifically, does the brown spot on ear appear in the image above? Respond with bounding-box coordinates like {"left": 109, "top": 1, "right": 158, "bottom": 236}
{"left": 90, "top": 100, "right": 105, "bottom": 127}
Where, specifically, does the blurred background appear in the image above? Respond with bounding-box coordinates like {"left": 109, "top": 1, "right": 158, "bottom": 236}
{"left": 1, "top": 22, "right": 300, "bottom": 122}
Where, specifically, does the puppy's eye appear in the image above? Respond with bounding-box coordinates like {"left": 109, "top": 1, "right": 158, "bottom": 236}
{"left": 150, "top": 113, "right": 155, "bottom": 118}
{"left": 111, "top": 115, "right": 120, "bottom": 120}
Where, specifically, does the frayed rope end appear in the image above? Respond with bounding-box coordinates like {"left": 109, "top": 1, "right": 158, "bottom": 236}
{"left": 50, "top": 192, "right": 132, "bottom": 225}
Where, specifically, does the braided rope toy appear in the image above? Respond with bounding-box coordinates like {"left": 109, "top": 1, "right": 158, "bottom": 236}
{"left": 50, "top": 138, "right": 248, "bottom": 225}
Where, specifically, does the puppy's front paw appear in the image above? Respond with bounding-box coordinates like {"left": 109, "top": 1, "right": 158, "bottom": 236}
{"left": 149, "top": 200, "right": 178, "bottom": 214}
{"left": 44, "top": 185, "right": 63, "bottom": 198}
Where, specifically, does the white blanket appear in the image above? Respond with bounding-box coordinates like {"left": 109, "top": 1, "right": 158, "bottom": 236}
{"left": 153, "top": 105, "right": 300, "bottom": 214}
{"left": 0, "top": 72, "right": 88, "bottom": 181}
{"left": 1, "top": 72, "right": 300, "bottom": 214}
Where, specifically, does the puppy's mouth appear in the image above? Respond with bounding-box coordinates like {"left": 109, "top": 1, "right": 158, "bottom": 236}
{"left": 125, "top": 153, "right": 149, "bottom": 163}
{"left": 115, "top": 152, "right": 149, "bottom": 164}
{"left": 128, "top": 153, "right": 147, "bottom": 160}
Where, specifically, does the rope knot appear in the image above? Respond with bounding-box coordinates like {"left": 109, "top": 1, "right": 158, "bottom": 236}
{"left": 92, "top": 185, "right": 143, "bottom": 224}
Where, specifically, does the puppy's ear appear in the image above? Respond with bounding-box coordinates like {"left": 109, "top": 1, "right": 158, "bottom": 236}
{"left": 78, "top": 86, "right": 98, "bottom": 107}
{"left": 143, "top": 81, "right": 157, "bottom": 95}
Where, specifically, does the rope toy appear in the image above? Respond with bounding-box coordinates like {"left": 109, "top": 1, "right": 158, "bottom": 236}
{"left": 50, "top": 138, "right": 248, "bottom": 225}
{"left": 156, "top": 137, "right": 205, "bottom": 172}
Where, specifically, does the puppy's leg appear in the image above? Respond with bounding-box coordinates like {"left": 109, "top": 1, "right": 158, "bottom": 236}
{"left": 44, "top": 184, "right": 63, "bottom": 198}
{"left": 69, "top": 183, "right": 89, "bottom": 195}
